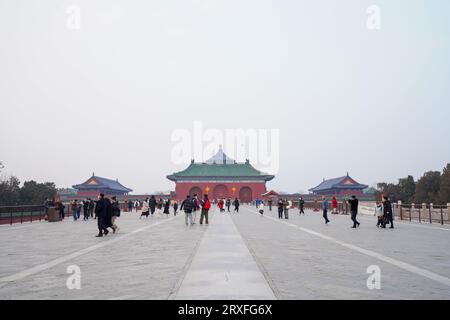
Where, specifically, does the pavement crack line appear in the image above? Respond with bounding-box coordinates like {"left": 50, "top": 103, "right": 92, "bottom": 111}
{"left": 244, "top": 207, "right": 450, "bottom": 288}
{"left": 0, "top": 215, "right": 181, "bottom": 284}
{"left": 230, "top": 211, "right": 282, "bottom": 300}
{"left": 167, "top": 210, "right": 216, "bottom": 300}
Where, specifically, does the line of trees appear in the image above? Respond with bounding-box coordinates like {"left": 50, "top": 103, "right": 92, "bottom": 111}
{"left": 376, "top": 164, "right": 450, "bottom": 205}
{"left": 0, "top": 162, "right": 57, "bottom": 206}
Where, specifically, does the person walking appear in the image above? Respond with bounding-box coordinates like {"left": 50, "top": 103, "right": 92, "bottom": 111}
{"left": 58, "top": 201, "right": 65, "bottom": 220}
{"left": 383, "top": 196, "right": 394, "bottom": 229}
{"left": 89, "top": 199, "right": 95, "bottom": 218}
{"left": 105, "top": 197, "right": 114, "bottom": 233}
{"left": 134, "top": 200, "right": 140, "bottom": 212}
{"left": 283, "top": 199, "right": 290, "bottom": 219}
{"left": 200, "top": 194, "right": 211, "bottom": 225}
{"left": 226, "top": 198, "right": 231, "bottom": 212}
{"left": 348, "top": 195, "right": 360, "bottom": 228}
{"left": 140, "top": 198, "right": 150, "bottom": 218}
{"left": 83, "top": 199, "right": 89, "bottom": 221}
{"left": 218, "top": 199, "right": 224, "bottom": 212}
{"left": 277, "top": 198, "right": 283, "bottom": 219}
{"left": 111, "top": 196, "right": 120, "bottom": 233}
{"left": 155, "top": 198, "right": 163, "bottom": 218}
{"left": 322, "top": 196, "right": 330, "bottom": 224}
{"left": 149, "top": 195, "right": 157, "bottom": 216}
{"left": 76, "top": 201, "right": 82, "bottom": 220}
{"left": 233, "top": 198, "right": 240, "bottom": 212}
{"left": 181, "top": 195, "right": 194, "bottom": 226}
{"left": 127, "top": 199, "right": 133, "bottom": 213}
{"left": 268, "top": 199, "right": 272, "bottom": 211}
{"left": 375, "top": 201, "right": 384, "bottom": 227}
{"left": 332, "top": 196, "right": 338, "bottom": 214}
{"left": 259, "top": 201, "right": 265, "bottom": 216}
{"left": 71, "top": 200, "right": 78, "bottom": 221}
{"left": 192, "top": 194, "right": 200, "bottom": 223}
{"left": 173, "top": 200, "right": 178, "bottom": 216}
{"left": 163, "top": 199, "right": 170, "bottom": 218}
{"left": 298, "top": 197, "right": 305, "bottom": 214}
{"left": 95, "top": 194, "right": 109, "bottom": 237}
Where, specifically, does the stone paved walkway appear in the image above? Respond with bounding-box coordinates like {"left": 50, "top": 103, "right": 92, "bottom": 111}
{"left": 0, "top": 206, "right": 449, "bottom": 299}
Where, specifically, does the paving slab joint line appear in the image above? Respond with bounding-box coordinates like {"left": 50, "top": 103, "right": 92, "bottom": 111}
{"left": 245, "top": 207, "right": 450, "bottom": 288}
{"left": 0, "top": 215, "right": 181, "bottom": 283}
{"left": 231, "top": 209, "right": 281, "bottom": 300}
{"left": 167, "top": 210, "right": 217, "bottom": 300}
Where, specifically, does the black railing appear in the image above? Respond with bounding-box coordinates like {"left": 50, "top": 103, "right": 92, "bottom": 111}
{"left": 0, "top": 205, "right": 47, "bottom": 225}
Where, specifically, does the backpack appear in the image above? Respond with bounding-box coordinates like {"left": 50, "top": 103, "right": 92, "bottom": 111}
{"left": 204, "top": 199, "right": 211, "bottom": 210}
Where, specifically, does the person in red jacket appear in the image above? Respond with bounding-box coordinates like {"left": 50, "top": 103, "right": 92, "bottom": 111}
{"left": 332, "top": 196, "right": 338, "bottom": 214}
{"left": 200, "top": 194, "right": 211, "bottom": 225}
{"left": 218, "top": 199, "right": 225, "bottom": 212}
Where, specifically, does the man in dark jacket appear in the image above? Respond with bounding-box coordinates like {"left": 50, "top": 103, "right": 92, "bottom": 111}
{"left": 181, "top": 195, "right": 194, "bottom": 226}
{"left": 348, "top": 195, "right": 360, "bottom": 228}
{"left": 233, "top": 198, "right": 240, "bottom": 212}
{"left": 383, "top": 196, "right": 394, "bottom": 229}
{"left": 299, "top": 197, "right": 305, "bottom": 214}
{"left": 95, "top": 193, "right": 109, "bottom": 237}
{"left": 149, "top": 195, "right": 157, "bottom": 216}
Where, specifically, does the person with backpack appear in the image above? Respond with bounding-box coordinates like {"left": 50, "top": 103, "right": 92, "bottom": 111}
{"left": 200, "top": 194, "right": 211, "bottom": 225}
{"left": 181, "top": 195, "right": 194, "bottom": 226}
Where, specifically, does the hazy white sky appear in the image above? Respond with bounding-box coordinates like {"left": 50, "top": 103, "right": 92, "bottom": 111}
{"left": 1, "top": 0, "right": 449, "bottom": 194}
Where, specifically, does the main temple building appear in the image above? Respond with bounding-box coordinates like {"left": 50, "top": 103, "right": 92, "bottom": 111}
{"left": 167, "top": 147, "right": 274, "bottom": 202}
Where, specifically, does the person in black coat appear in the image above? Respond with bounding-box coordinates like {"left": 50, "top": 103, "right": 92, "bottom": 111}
{"left": 149, "top": 195, "right": 157, "bottom": 216}
{"left": 173, "top": 201, "right": 178, "bottom": 216}
{"left": 233, "top": 198, "right": 240, "bottom": 212}
{"left": 298, "top": 197, "right": 305, "bottom": 214}
{"left": 383, "top": 196, "right": 394, "bottom": 229}
{"left": 277, "top": 198, "right": 283, "bottom": 219}
{"left": 105, "top": 197, "right": 114, "bottom": 230}
{"left": 95, "top": 194, "right": 109, "bottom": 237}
{"left": 348, "top": 195, "right": 360, "bottom": 228}
{"left": 83, "top": 200, "right": 89, "bottom": 221}
{"left": 163, "top": 199, "right": 170, "bottom": 217}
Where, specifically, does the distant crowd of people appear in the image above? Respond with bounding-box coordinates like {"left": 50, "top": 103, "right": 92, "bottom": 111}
{"left": 49, "top": 192, "right": 396, "bottom": 237}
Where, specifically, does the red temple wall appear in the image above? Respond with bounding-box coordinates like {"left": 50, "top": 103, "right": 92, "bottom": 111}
{"left": 174, "top": 182, "right": 267, "bottom": 202}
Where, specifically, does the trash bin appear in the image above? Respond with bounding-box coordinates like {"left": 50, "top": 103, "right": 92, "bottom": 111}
{"left": 47, "top": 207, "right": 59, "bottom": 222}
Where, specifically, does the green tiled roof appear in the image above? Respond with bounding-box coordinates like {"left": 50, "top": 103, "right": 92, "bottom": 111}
{"left": 167, "top": 163, "right": 274, "bottom": 181}
{"left": 167, "top": 148, "right": 275, "bottom": 182}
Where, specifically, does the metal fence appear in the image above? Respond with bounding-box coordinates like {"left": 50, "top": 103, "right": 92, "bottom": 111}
{"left": 0, "top": 205, "right": 47, "bottom": 225}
